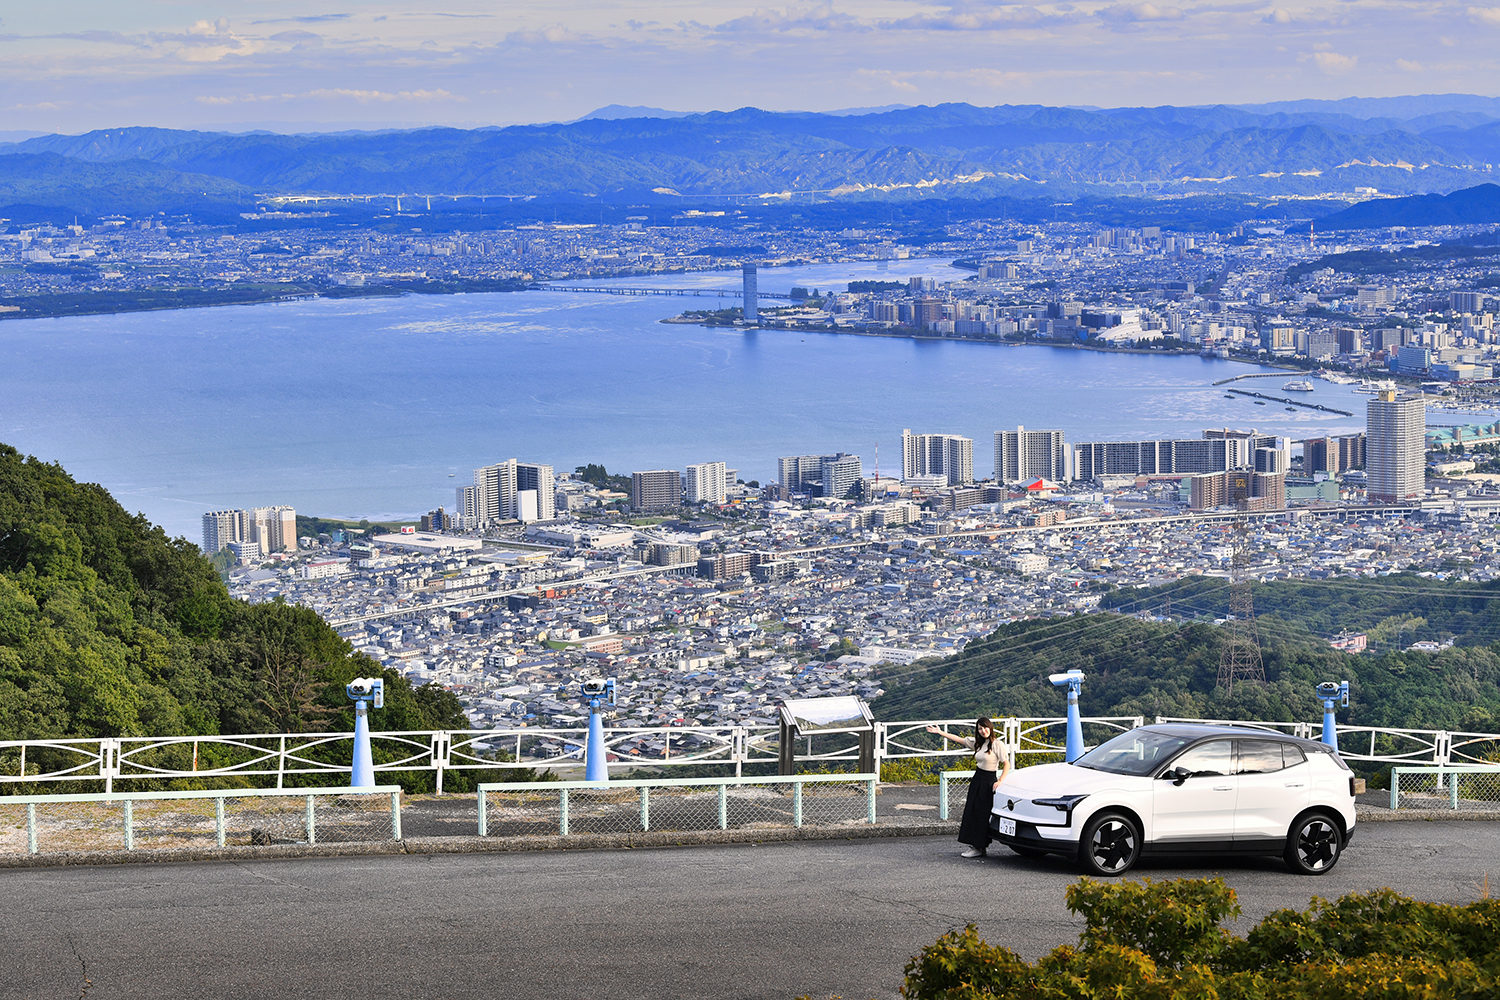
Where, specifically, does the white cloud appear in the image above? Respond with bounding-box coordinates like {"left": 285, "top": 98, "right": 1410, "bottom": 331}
{"left": 1312, "top": 51, "right": 1357, "bottom": 75}
{"left": 1467, "top": 7, "right": 1500, "bottom": 25}
{"left": 1096, "top": 3, "right": 1186, "bottom": 27}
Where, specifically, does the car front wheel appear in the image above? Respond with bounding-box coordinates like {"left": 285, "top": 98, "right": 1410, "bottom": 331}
{"left": 1078, "top": 812, "right": 1140, "bottom": 876}
{"left": 1284, "top": 813, "right": 1342, "bottom": 875}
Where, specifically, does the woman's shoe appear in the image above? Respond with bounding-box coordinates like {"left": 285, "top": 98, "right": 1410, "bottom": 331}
{"left": 960, "top": 847, "right": 986, "bottom": 858}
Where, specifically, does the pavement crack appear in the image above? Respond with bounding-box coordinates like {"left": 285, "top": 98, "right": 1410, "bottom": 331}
{"left": 229, "top": 861, "right": 314, "bottom": 890}
{"left": 842, "top": 887, "right": 967, "bottom": 924}
{"left": 66, "top": 934, "right": 92, "bottom": 1000}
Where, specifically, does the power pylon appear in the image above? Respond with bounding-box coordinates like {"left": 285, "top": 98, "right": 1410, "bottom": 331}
{"left": 1217, "top": 522, "right": 1265, "bottom": 693}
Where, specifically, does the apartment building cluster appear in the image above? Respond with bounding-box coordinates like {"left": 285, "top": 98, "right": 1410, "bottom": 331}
{"left": 201, "top": 505, "right": 297, "bottom": 561}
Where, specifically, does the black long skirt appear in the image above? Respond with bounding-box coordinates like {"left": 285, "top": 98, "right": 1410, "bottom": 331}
{"left": 958, "top": 767, "right": 997, "bottom": 850}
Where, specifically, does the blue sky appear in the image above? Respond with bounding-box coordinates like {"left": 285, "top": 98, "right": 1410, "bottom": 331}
{"left": 2, "top": 2, "right": 1498, "bottom": 133}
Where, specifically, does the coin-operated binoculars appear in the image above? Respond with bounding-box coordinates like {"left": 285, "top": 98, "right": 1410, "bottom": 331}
{"left": 1316, "top": 680, "right": 1348, "bottom": 751}
{"left": 347, "top": 677, "right": 384, "bottom": 787}
{"left": 1049, "top": 670, "right": 1086, "bottom": 762}
{"left": 582, "top": 676, "right": 616, "bottom": 782}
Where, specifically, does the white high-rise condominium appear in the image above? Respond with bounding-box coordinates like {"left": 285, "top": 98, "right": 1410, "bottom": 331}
{"left": 473, "top": 459, "right": 555, "bottom": 523}
{"left": 202, "top": 509, "right": 246, "bottom": 555}
{"left": 994, "top": 426, "right": 1067, "bottom": 483}
{"left": 1366, "top": 390, "right": 1426, "bottom": 502}
{"left": 516, "top": 462, "right": 555, "bottom": 522}
{"left": 473, "top": 460, "right": 517, "bottom": 525}
{"left": 685, "top": 461, "right": 729, "bottom": 504}
{"left": 900, "top": 429, "right": 974, "bottom": 485}
{"left": 201, "top": 506, "right": 295, "bottom": 555}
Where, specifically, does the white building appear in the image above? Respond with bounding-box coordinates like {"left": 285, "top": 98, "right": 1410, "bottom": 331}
{"left": 900, "top": 430, "right": 974, "bottom": 485}
{"left": 995, "top": 426, "right": 1067, "bottom": 483}
{"left": 685, "top": 461, "right": 729, "bottom": 504}
{"left": 1367, "top": 390, "right": 1426, "bottom": 502}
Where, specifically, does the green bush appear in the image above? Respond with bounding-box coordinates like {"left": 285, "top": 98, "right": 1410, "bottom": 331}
{"left": 901, "top": 877, "right": 1500, "bottom": 999}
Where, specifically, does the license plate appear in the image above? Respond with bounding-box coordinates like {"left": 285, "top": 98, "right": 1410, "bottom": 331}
{"left": 998, "top": 817, "right": 1016, "bottom": 837}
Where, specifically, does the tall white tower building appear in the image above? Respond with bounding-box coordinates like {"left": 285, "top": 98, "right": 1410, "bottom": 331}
{"left": 685, "top": 462, "right": 729, "bottom": 504}
{"left": 1366, "top": 390, "right": 1426, "bottom": 502}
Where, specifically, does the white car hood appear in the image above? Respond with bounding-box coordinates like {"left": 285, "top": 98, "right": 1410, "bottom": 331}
{"left": 993, "top": 762, "right": 1143, "bottom": 806}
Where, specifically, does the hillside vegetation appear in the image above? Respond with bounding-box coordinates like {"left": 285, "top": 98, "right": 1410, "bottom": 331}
{"left": 871, "top": 609, "right": 1500, "bottom": 736}
{"left": 0, "top": 443, "right": 466, "bottom": 741}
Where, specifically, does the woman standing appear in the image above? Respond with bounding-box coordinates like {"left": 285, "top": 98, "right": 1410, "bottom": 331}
{"left": 927, "top": 718, "right": 1011, "bottom": 858}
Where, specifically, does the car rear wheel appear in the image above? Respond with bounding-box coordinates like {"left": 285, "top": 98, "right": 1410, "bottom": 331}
{"left": 1078, "top": 812, "right": 1140, "bottom": 876}
{"left": 1284, "top": 813, "right": 1342, "bottom": 875}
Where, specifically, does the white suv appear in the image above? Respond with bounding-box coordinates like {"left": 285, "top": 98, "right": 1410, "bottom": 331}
{"left": 988, "top": 724, "right": 1358, "bottom": 876}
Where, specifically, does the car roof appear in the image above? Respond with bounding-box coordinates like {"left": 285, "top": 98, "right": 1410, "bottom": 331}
{"left": 1136, "top": 723, "right": 1334, "bottom": 752}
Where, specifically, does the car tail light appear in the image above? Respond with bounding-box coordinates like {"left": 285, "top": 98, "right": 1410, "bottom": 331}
{"left": 1349, "top": 776, "right": 1357, "bottom": 797}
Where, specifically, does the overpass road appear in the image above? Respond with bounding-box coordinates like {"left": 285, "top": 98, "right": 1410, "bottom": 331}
{"left": 4, "top": 823, "right": 1497, "bottom": 1000}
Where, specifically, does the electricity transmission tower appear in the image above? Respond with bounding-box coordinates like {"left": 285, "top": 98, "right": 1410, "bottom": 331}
{"left": 1217, "top": 522, "right": 1265, "bottom": 693}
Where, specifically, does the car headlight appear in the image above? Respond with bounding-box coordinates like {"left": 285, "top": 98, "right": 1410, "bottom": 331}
{"left": 1032, "top": 794, "right": 1090, "bottom": 812}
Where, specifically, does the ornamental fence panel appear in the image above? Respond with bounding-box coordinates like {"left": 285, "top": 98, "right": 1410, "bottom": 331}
{"left": 4, "top": 717, "right": 1498, "bottom": 796}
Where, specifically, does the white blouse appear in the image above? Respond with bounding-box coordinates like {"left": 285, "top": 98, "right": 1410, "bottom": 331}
{"left": 961, "top": 736, "right": 1007, "bottom": 773}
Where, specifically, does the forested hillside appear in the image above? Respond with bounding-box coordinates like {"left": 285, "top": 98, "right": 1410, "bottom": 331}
{"left": 871, "top": 612, "right": 1500, "bottom": 736}
{"left": 1100, "top": 574, "right": 1500, "bottom": 652}
{"left": 0, "top": 443, "right": 465, "bottom": 740}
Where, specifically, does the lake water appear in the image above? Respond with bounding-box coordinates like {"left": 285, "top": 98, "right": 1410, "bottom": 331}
{"left": 1, "top": 258, "right": 1379, "bottom": 542}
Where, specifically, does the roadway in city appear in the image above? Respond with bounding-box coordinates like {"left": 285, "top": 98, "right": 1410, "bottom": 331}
{"left": 3, "top": 822, "right": 1496, "bottom": 1000}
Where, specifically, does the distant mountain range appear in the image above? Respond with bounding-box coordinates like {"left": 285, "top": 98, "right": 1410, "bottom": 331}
{"left": 9, "top": 97, "right": 1500, "bottom": 223}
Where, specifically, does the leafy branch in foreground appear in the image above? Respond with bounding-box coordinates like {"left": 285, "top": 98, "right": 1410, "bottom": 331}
{"left": 900, "top": 877, "right": 1500, "bottom": 999}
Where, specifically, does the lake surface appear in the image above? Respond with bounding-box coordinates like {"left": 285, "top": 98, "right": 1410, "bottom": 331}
{"left": 1, "top": 259, "right": 1380, "bottom": 542}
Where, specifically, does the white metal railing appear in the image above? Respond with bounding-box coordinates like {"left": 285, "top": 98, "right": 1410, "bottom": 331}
{"left": 1156, "top": 718, "right": 1500, "bottom": 767}
{"left": 0, "top": 785, "right": 401, "bottom": 855}
{"left": 476, "top": 773, "right": 879, "bottom": 837}
{"left": 4, "top": 717, "right": 1497, "bottom": 795}
{"left": 1388, "top": 766, "right": 1500, "bottom": 811}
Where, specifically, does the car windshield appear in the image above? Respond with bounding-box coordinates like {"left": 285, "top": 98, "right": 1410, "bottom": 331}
{"left": 1074, "top": 730, "right": 1192, "bottom": 775}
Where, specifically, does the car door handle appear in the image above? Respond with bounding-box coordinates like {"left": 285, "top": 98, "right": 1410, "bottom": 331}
{"left": 1284, "top": 782, "right": 1304, "bottom": 788}
{"left": 1213, "top": 785, "right": 1233, "bottom": 791}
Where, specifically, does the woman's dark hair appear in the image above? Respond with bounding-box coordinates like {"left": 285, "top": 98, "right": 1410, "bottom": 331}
{"left": 973, "top": 717, "right": 995, "bottom": 753}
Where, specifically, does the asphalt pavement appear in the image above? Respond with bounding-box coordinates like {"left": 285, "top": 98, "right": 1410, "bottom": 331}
{"left": 4, "top": 822, "right": 1498, "bottom": 1000}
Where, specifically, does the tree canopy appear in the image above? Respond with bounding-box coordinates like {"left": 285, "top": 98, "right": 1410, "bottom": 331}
{"left": 0, "top": 443, "right": 467, "bottom": 741}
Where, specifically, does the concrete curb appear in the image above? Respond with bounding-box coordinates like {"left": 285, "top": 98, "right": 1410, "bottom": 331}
{"left": 0, "top": 823, "right": 959, "bottom": 869}
{"left": 1357, "top": 807, "right": 1500, "bottom": 822}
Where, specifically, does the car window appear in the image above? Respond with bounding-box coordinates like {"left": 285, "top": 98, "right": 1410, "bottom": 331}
{"left": 1074, "top": 730, "right": 1191, "bottom": 775}
{"left": 1167, "top": 740, "right": 1232, "bottom": 778}
{"left": 1282, "top": 744, "right": 1307, "bottom": 768}
{"left": 1236, "top": 740, "right": 1285, "bottom": 775}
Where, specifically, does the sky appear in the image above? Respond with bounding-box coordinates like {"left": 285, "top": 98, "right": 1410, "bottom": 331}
{"left": 2, "top": 2, "right": 1498, "bottom": 134}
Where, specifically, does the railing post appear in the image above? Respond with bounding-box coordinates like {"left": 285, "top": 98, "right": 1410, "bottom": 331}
{"left": 874, "top": 722, "right": 886, "bottom": 777}
{"left": 305, "top": 794, "right": 316, "bottom": 845}
{"left": 734, "top": 727, "right": 744, "bottom": 779}
{"left": 391, "top": 790, "right": 402, "bottom": 840}
{"left": 939, "top": 772, "right": 949, "bottom": 821}
{"left": 559, "top": 788, "right": 569, "bottom": 836}
{"left": 1452, "top": 773, "right": 1460, "bottom": 811}
{"left": 718, "top": 783, "right": 728, "bottom": 830}
{"left": 278, "top": 735, "right": 286, "bottom": 789}
{"left": 640, "top": 786, "right": 650, "bottom": 832}
{"left": 1389, "top": 769, "right": 1400, "bottom": 810}
{"left": 27, "top": 803, "right": 37, "bottom": 854}
{"left": 477, "top": 788, "right": 487, "bottom": 837}
{"left": 123, "top": 799, "right": 133, "bottom": 851}
{"left": 793, "top": 779, "right": 803, "bottom": 828}
{"left": 867, "top": 778, "right": 877, "bottom": 824}
{"left": 215, "top": 796, "right": 226, "bottom": 847}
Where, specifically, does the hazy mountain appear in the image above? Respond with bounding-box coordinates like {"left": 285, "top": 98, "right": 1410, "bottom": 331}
{"left": 1315, "top": 184, "right": 1500, "bottom": 229}
{"left": 8, "top": 100, "right": 1500, "bottom": 220}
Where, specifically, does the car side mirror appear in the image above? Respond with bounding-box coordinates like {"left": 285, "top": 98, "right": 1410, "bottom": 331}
{"left": 1163, "top": 766, "right": 1190, "bottom": 786}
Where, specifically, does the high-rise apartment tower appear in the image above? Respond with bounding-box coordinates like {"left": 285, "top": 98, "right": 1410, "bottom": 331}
{"left": 1366, "top": 390, "right": 1425, "bottom": 502}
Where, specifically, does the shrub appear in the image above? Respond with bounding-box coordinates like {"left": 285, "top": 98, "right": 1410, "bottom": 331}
{"left": 899, "top": 878, "right": 1500, "bottom": 999}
